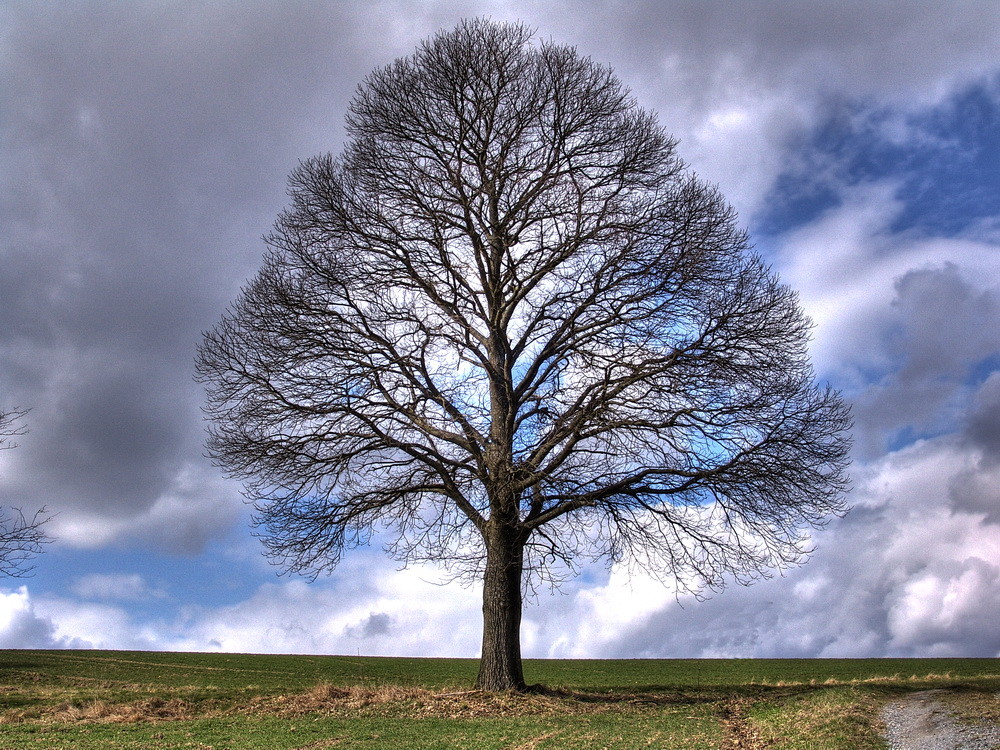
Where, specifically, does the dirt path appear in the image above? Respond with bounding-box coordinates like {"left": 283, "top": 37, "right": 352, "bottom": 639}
{"left": 881, "top": 690, "right": 1000, "bottom": 750}
{"left": 719, "top": 698, "right": 769, "bottom": 750}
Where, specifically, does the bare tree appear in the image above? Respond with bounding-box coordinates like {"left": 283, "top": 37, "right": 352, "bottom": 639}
{"left": 0, "top": 408, "right": 49, "bottom": 577}
{"left": 197, "top": 20, "right": 851, "bottom": 691}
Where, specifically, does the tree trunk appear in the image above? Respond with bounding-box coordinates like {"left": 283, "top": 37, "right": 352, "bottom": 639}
{"left": 476, "top": 524, "right": 526, "bottom": 691}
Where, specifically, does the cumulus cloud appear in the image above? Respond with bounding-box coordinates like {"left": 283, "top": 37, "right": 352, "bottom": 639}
{"left": 567, "top": 436, "right": 1000, "bottom": 659}
{"left": 772, "top": 184, "right": 1000, "bottom": 449}
{"left": 15, "top": 436, "right": 1000, "bottom": 659}
{"left": 0, "top": 587, "right": 90, "bottom": 649}
{"left": 159, "top": 556, "right": 483, "bottom": 657}
{"left": 33, "top": 596, "right": 160, "bottom": 651}
{"left": 886, "top": 557, "right": 1000, "bottom": 656}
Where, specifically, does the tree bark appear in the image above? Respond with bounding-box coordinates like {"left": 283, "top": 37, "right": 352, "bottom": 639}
{"left": 475, "top": 523, "right": 526, "bottom": 691}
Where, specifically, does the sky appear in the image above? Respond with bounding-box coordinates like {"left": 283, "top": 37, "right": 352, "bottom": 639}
{"left": 1, "top": 0, "right": 999, "bottom": 659}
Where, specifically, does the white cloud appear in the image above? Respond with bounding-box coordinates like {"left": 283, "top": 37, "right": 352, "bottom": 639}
{"left": 32, "top": 594, "right": 165, "bottom": 651}
{"left": 530, "top": 434, "right": 999, "bottom": 660}
{"left": 886, "top": 557, "right": 1000, "bottom": 656}
{"left": 71, "top": 573, "right": 162, "bottom": 602}
{"left": 529, "top": 564, "right": 679, "bottom": 658}
{"left": 775, "top": 182, "right": 1000, "bottom": 381}
{"left": 0, "top": 587, "right": 90, "bottom": 649}
{"left": 159, "top": 556, "right": 484, "bottom": 657}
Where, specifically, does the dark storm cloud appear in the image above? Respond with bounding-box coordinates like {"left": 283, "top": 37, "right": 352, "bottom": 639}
{"left": 891, "top": 265, "right": 1000, "bottom": 382}
{"left": 851, "top": 264, "right": 1000, "bottom": 457}
{"left": 35, "top": 365, "right": 180, "bottom": 513}
{"left": 541, "top": 0, "right": 1000, "bottom": 96}
{"left": 950, "top": 373, "right": 1000, "bottom": 522}
{"left": 965, "top": 373, "right": 1000, "bottom": 462}
{"left": 0, "top": 1, "right": 421, "bottom": 548}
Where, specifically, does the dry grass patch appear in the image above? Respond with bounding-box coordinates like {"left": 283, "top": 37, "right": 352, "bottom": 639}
{"left": 251, "top": 683, "right": 617, "bottom": 720}
{"left": 50, "top": 697, "right": 198, "bottom": 723}
{"left": 12, "top": 682, "right": 670, "bottom": 727}
{"left": 747, "top": 671, "right": 1000, "bottom": 689}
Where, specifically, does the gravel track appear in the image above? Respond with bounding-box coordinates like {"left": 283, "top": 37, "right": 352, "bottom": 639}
{"left": 881, "top": 690, "right": 1000, "bottom": 750}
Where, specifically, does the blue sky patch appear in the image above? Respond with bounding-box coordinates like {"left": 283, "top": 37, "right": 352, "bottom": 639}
{"left": 757, "top": 76, "right": 1000, "bottom": 239}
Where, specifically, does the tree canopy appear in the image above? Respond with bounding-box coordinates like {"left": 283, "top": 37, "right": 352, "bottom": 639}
{"left": 197, "top": 19, "right": 851, "bottom": 690}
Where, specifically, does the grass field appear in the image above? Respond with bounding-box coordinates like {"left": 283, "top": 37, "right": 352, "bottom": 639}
{"left": 0, "top": 650, "right": 997, "bottom": 748}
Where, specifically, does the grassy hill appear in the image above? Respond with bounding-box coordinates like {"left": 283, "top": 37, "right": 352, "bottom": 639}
{"left": 0, "top": 650, "right": 997, "bottom": 748}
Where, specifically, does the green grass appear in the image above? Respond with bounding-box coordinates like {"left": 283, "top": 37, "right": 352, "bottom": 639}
{"left": 0, "top": 650, "right": 997, "bottom": 749}
{"left": 0, "top": 712, "right": 725, "bottom": 750}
